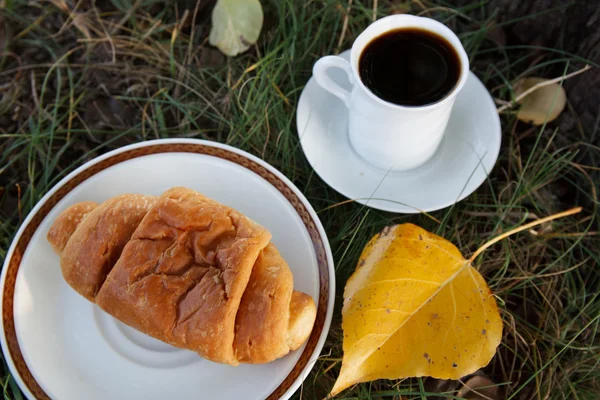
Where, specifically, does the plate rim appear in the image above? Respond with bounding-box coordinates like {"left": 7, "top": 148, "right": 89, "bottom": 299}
{"left": 296, "top": 49, "right": 502, "bottom": 213}
{"left": 0, "top": 138, "right": 335, "bottom": 400}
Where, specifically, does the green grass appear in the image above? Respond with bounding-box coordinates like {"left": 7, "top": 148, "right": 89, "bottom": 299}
{"left": 1, "top": 0, "right": 599, "bottom": 399}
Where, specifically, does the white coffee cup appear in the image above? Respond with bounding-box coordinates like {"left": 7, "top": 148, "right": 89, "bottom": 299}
{"left": 312, "top": 15, "right": 469, "bottom": 172}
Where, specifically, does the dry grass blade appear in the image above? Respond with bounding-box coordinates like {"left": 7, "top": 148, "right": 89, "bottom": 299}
{"left": 505, "top": 257, "right": 590, "bottom": 281}
{"left": 372, "top": 0, "right": 378, "bottom": 22}
{"left": 336, "top": 0, "right": 353, "bottom": 53}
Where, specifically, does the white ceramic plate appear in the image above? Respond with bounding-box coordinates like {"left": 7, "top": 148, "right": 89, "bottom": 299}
{"left": 0, "top": 139, "right": 335, "bottom": 400}
{"left": 297, "top": 50, "right": 501, "bottom": 213}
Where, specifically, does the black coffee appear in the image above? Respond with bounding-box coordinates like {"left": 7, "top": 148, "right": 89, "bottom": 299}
{"left": 359, "top": 28, "right": 461, "bottom": 106}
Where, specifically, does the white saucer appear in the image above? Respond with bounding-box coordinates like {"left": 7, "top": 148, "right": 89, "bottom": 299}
{"left": 0, "top": 139, "right": 334, "bottom": 400}
{"left": 297, "top": 50, "right": 501, "bottom": 213}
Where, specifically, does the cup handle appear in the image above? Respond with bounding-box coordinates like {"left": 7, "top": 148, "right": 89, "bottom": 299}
{"left": 312, "top": 56, "right": 354, "bottom": 108}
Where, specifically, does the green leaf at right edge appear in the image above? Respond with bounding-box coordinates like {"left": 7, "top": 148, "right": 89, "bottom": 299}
{"left": 209, "top": 0, "right": 264, "bottom": 57}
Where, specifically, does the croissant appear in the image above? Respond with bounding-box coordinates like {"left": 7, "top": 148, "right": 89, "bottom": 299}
{"left": 47, "top": 187, "right": 317, "bottom": 365}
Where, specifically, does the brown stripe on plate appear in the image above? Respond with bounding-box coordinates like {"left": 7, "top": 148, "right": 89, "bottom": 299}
{"left": 2, "top": 142, "right": 330, "bottom": 400}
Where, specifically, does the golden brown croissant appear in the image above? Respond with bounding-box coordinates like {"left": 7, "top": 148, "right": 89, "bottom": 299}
{"left": 47, "top": 187, "right": 316, "bottom": 365}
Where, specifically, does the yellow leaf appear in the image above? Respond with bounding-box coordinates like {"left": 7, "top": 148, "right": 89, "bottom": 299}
{"left": 515, "top": 77, "right": 567, "bottom": 125}
{"left": 332, "top": 224, "right": 503, "bottom": 395}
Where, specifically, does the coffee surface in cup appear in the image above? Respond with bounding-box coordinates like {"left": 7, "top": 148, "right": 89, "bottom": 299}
{"left": 359, "top": 28, "right": 461, "bottom": 106}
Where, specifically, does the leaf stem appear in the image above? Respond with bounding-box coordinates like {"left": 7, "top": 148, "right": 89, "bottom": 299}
{"left": 469, "top": 207, "right": 582, "bottom": 263}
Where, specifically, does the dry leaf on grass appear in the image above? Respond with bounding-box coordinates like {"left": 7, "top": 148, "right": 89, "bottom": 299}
{"left": 331, "top": 224, "right": 503, "bottom": 395}
{"left": 209, "top": 0, "right": 264, "bottom": 56}
{"left": 457, "top": 375, "right": 500, "bottom": 400}
{"left": 515, "top": 77, "right": 567, "bottom": 125}
{"left": 423, "top": 378, "right": 461, "bottom": 400}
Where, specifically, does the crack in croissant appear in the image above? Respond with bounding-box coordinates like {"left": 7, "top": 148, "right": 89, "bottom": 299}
{"left": 47, "top": 187, "right": 317, "bottom": 365}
